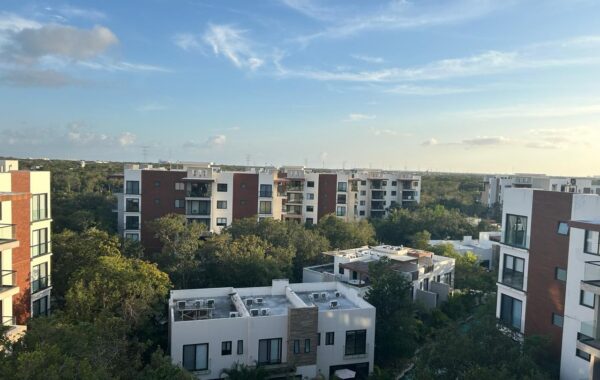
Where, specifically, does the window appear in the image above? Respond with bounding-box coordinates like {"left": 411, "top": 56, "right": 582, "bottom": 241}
{"left": 32, "top": 295, "right": 49, "bottom": 317}
{"left": 237, "top": 340, "right": 243, "bottom": 355}
{"left": 188, "top": 182, "right": 211, "bottom": 197}
{"left": 360, "top": 190, "right": 366, "bottom": 196}
{"left": 306, "top": 193, "right": 315, "bottom": 200}
{"left": 360, "top": 181, "right": 366, "bottom": 186}
{"left": 391, "top": 191, "right": 397, "bottom": 196}
{"left": 504, "top": 214, "right": 528, "bottom": 248}
{"left": 359, "top": 210, "right": 365, "bottom": 216}
{"left": 258, "top": 338, "right": 282, "bottom": 365}
{"left": 125, "top": 181, "right": 139, "bottom": 195}
{"left": 217, "top": 218, "right": 227, "bottom": 227}
{"left": 551, "top": 313, "right": 564, "bottom": 327}
{"left": 32, "top": 262, "right": 49, "bottom": 293}
{"left": 359, "top": 200, "right": 365, "bottom": 206}
{"left": 187, "top": 200, "right": 211, "bottom": 216}
{"left": 337, "top": 182, "right": 347, "bottom": 192}
{"left": 304, "top": 339, "right": 311, "bottom": 353}
{"left": 337, "top": 194, "right": 346, "bottom": 204}
{"left": 555, "top": 267, "right": 567, "bottom": 282}
{"left": 444, "top": 272, "right": 453, "bottom": 284}
{"left": 126, "top": 215, "right": 140, "bottom": 230}
{"left": 31, "top": 194, "right": 48, "bottom": 221}
{"left": 500, "top": 294, "right": 522, "bottom": 330}
{"left": 585, "top": 230, "right": 600, "bottom": 255}
{"left": 306, "top": 218, "right": 313, "bottom": 225}
{"left": 581, "top": 290, "right": 595, "bottom": 308}
{"left": 183, "top": 343, "right": 208, "bottom": 371}
{"left": 154, "top": 198, "right": 160, "bottom": 205}
{"left": 217, "top": 183, "right": 228, "bottom": 192}
{"left": 391, "top": 181, "right": 397, "bottom": 186}
{"left": 325, "top": 332, "right": 334, "bottom": 345}
{"left": 175, "top": 182, "right": 185, "bottom": 191}
{"left": 307, "top": 181, "right": 314, "bottom": 188}
{"left": 317, "top": 333, "right": 321, "bottom": 346}
{"left": 260, "top": 184, "right": 273, "bottom": 197}
{"left": 222, "top": 341, "right": 232, "bottom": 355}
{"left": 336, "top": 206, "right": 346, "bottom": 217}
{"left": 259, "top": 201, "right": 272, "bottom": 214}
{"left": 126, "top": 198, "right": 140, "bottom": 212}
{"left": 557, "top": 222, "right": 569, "bottom": 235}
{"left": 306, "top": 205, "right": 314, "bottom": 212}
{"left": 293, "top": 339, "right": 300, "bottom": 354}
{"left": 175, "top": 199, "right": 185, "bottom": 208}
{"left": 31, "top": 228, "right": 49, "bottom": 257}
{"left": 502, "top": 254, "right": 525, "bottom": 289}
{"left": 154, "top": 181, "right": 160, "bottom": 187}
{"left": 345, "top": 330, "right": 367, "bottom": 356}
{"left": 577, "top": 333, "right": 592, "bottom": 361}
{"left": 217, "top": 200, "right": 227, "bottom": 209}
{"left": 125, "top": 233, "right": 139, "bottom": 241}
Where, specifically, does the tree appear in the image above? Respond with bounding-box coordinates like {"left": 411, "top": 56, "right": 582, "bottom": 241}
{"left": 430, "top": 244, "right": 495, "bottom": 292}
{"left": 221, "top": 363, "right": 268, "bottom": 380}
{"left": 410, "top": 230, "right": 431, "bottom": 250}
{"left": 316, "top": 214, "right": 376, "bottom": 249}
{"left": 365, "top": 258, "right": 419, "bottom": 367}
{"left": 65, "top": 255, "right": 171, "bottom": 329}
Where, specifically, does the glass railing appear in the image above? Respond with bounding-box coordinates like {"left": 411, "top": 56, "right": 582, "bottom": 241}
{"left": 31, "top": 208, "right": 48, "bottom": 221}
{"left": 0, "top": 270, "right": 16, "bottom": 288}
{"left": 1, "top": 315, "right": 15, "bottom": 326}
{"left": 584, "top": 261, "right": 600, "bottom": 284}
{"left": 581, "top": 320, "right": 596, "bottom": 338}
{"left": 31, "top": 276, "right": 50, "bottom": 293}
{"left": 31, "top": 242, "right": 51, "bottom": 257}
{"left": 0, "top": 224, "right": 16, "bottom": 242}
{"left": 501, "top": 270, "right": 524, "bottom": 290}
{"left": 259, "top": 191, "right": 273, "bottom": 198}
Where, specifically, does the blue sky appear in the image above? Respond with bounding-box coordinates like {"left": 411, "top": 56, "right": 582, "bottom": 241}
{"left": 2, "top": 0, "right": 600, "bottom": 175}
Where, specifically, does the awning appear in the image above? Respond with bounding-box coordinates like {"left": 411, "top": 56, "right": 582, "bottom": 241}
{"left": 334, "top": 369, "right": 356, "bottom": 379}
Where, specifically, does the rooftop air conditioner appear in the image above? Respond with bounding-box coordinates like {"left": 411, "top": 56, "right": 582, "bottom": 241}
{"left": 260, "top": 308, "right": 270, "bottom": 316}
{"left": 229, "top": 312, "right": 239, "bottom": 318}
{"left": 246, "top": 299, "right": 253, "bottom": 307}
{"left": 312, "top": 293, "right": 320, "bottom": 300}
{"left": 206, "top": 299, "right": 215, "bottom": 308}
{"left": 177, "top": 301, "right": 186, "bottom": 310}
{"left": 320, "top": 292, "right": 327, "bottom": 300}
{"left": 250, "top": 309, "right": 259, "bottom": 317}
{"left": 334, "top": 291, "right": 340, "bottom": 298}
{"left": 308, "top": 294, "right": 313, "bottom": 300}
{"left": 255, "top": 297, "right": 264, "bottom": 304}
{"left": 329, "top": 300, "right": 338, "bottom": 309}
{"left": 194, "top": 300, "right": 203, "bottom": 308}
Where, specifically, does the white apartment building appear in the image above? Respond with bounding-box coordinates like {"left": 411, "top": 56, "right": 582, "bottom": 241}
{"left": 303, "top": 245, "right": 454, "bottom": 309}
{"left": 481, "top": 174, "right": 600, "bottom": 208}
{"left": 169, "top": 279, "right": 375, "bottom": 380}
{"left": 429, "top": 231, "right": 502, "bottom": 269}
{"left": 0, "top": 160, "right": 52, "bottom": 339}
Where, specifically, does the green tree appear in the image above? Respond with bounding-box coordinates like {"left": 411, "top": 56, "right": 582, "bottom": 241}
{"left": 316, "top": 214, "right": 376, "bottom": 249}
{"left": 430, "top": 244, "right": 495, "bottom": 292}
{"left": 410, "top": 230, "right": 431, "bottom": 250}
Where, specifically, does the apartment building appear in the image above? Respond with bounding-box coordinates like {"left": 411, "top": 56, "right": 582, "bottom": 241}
{"left": 0, "top": 160, "right": 52, "bottom": 339}
{"left": 303, "top": 245, "right": 454, "bottom": 309}
{"left": 429, "top": 231, "right": 501, "bottom": 269}
{"left": 481, "top": 174, "right": 600, "bottom": 207}
{"left": 169, "top": 279, "right": 375, "bottom": 380}
{"left": 118, "top": 163, "right": 421, "bottom": 248}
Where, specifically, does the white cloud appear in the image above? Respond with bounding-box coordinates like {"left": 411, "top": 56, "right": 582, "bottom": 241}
{"left": 343, "top": 113, "right": 376, "bottom": 122}
{"left": 384, "top": 84, "right": 476, "bottom": 95}
{"left": 118, "top": 132, "right": 136, "bottom": 146}
{"left": 421, "top": 138, "right": 439, "bottom": 146}
{"left": 78, "top": 60, "right": 170, "bottom": 73}
{"left": 184, "top": 134, "right": 227, "bottom": 149}
{"left": 461, "top": 136, "right": 510, "bottom": 146}
{"left": 202, "top": 24, "right": 264, "bottom": 70}
{"left": 3, "top": 123, "right": 135, "bottom": 148}
{"left": 173, "top": 33, "right": 200, "bottom": 51}
{"left": 372, "top": 129, "right": 398, "bottom": 136}
{"left": 0, "top": 68, "right": 79, "bottom": 87}
{"left": 351, "top": 54, "right": 384, "bottom": 64}
{"left": 55, "top": 6, "right": 106, "bottom": 21}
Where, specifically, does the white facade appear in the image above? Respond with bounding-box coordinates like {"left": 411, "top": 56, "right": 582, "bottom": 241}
{"left": 429, "top": 231, "right": 501, "bottom": 269}
{"left": 169, "top": 279, "right": 375, "bottom": 380}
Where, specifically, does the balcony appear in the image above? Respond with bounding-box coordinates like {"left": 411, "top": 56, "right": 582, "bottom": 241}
{"left": 0, "top": 224, "right": 19, "bottom": 250}
{"left": 582, "top": 261, "right": 600, "bottom": 295}
{"left": 577, "top": 321, "right": 600, "bottom": 357}
{"left": 0, "top": 270, "right": 18, "bottom": 298}
{"left": 371, "top": 201, "right": 385, "bottom": 210}
{"left": 371, "top": 190, "right": 384, "bottom": 200}
{"left": 31, "top": 275, "right": 51, "bottom": 294}
{"left": 1, "top": 315, "right": 26, "bottom": 341}
{"left": 286, "top": 182, "right": 304, "bottom": 192}
{"left": 286, "top": 195, "right": 304, "bottom": 204}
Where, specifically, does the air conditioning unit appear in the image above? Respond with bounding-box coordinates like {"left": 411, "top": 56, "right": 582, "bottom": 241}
{"left": 308, "top": 294, "right": 314, "bottom": 300}
{"left": 329, "top": 300, "right": 338, "bottom": 309}
{"left": 320, "top": 292, "right": 327, "bottom": 300}
{"left": 334, "top": 291, "right": 340, "bottom": 298}
{"left": 177, "top": 301, "right": 186, "bottom": 310}
{"left": 255, "top": 297, "right": 264, "bottom": 304}
{"left": 246, "top": 299, "right": 253, "bottom": 307}
{"left": 206, "top": 299, "right": 215, "bottom": 308}
{"left": 312, "top": 293, "right": 320, "bottom": 300}
{"left": 194, "top": 300, "right": 203, "bottom": 308}
{"left": 250, "top": 309, "right": 259, "bottom": 317}
{"left": 229, "top": 312, "right": 239, "bottom": 318}
{"left": 260, "top": 308, "right": 270, "bottom": 316}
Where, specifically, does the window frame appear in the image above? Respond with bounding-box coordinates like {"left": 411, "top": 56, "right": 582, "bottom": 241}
{"left": 501, "top": 254, "right": 525, "bottom": 290}
{"left": 580, "top": 289, "right": 595, "bottom": 309}
{"left": 557, "top": 221, "right": 570, "bottom": 236}
{"left": 125, "top": 198, "right": 140, "bottom": 212}
{"left": 555, "top": 267, "right": 567, "bottom": 282}
{"left": 257, "top": 338, "right": 282, "bottom": 365}
{"left": 217, "top": 183, "right": 228, "bottom": 192}
{"left": 31, "top": 193, "right": 48, "bottom": 221}
{"left": 585, "top": 230, "right": 600, "bottom": 255}
{"left": 500, "top": 294, "right": 522, "bottom": 331}
{"left": 125, "top": 181, "right": 140, "bottom": 195}
{"left": 306, "top": 181, "right": 314, "bottom": 188}
{"left": 504, "top": 214, "right": 528, "bottom": 248}
{"left": 217, "top": 200, "right": 228, "bottom": 209}
{"left": 259, "top": 201, "right": 272, "bottom": 214}
{"left": 304, "top": 338, "right": 311, "bottom": 353}
{"left": 125, "top": 215, "right": 140, "bottom": 230}
{"left": 345, "top": 330, "right": 367, "bottom": 356}
{"left": 221, "top": 341, "right": 232, "bottom": 356}
{"left": 552, "top": 313, "right": 564, "bottom": 327}
{"left": 216, "top": 217, "right": 227, "bottom": 227}
{"left": 325, "top": 332, "right": 335, "bottom": 345}
{"left": 182, "top": 343, "right": 209, "bottom": 371}
{"left": 293, "top": 339, "right": 300, "bottom": 354}
{"left": 32, "top": 295, "right": 49, "bottom": 317}
{"left": 259, "top": 184, "right": 273, "bottom": 198}
{"left": 237, "top": 340, "right": 243, "bottom": 355}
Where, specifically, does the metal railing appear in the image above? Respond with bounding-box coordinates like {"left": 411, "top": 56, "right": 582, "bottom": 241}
{"left": 31, "top": 242, "right": 51, "bottom": 257}
{"left": 0, "top": 270, "right": 16, "bottom": 288}
{"left": 259, "top": 191, "right": 273, "bottom": 198}
{"left": 31, "top": 275, "right": 50, "bottom": 293}
{"left": 1, "top": 315, "right": 15, "bottom": 326}
{"left": 0, "top": 224, "right": 16, "bottom": 242}
{"left": 343, "top": 343, "right": 369, "bottom": 359}
{"left": 501, "top": 270, "right": 524, "bottom": 290}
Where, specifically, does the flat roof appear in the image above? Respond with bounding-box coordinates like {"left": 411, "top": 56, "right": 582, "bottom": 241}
{"left": 297, "top": 291, "right": 359, "bottom": 311}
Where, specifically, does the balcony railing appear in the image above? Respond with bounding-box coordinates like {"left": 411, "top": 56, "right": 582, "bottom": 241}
{"left": 31, "top": 275, "right": 50, "bottom": 294}
{"left": 287, "top": 195, "right": 303, "bottom": 204}
{"left": 186, "top": 189, "right": 212, "bottom": 198}
{"left": 0, "top": 224, "right": 16, "bottom": 242}
{"left": 259, "top": 191, "right": 273, "bottom": 198}
{"left": 0, "top": 270, "right": 16, "bottom": 288}
{"left": 1, "top": 315, "right": 15, "bottom": 326}
{"left": 578, "top": 321, "right": 600, "bottom": 353}
{"left": 286, "top": 184, "right": 304, "bottom": 192}
{"left": 582, "top": 261, "right": 600, "bottom": 294}
{"left": 501, "top": 270, "right": 524, "bottom": 290}
{"left": 31, "top": 242, "right": 51, "bottom": 257}
{"left": 343, "top": 343, "right": 369, "bottom": 359}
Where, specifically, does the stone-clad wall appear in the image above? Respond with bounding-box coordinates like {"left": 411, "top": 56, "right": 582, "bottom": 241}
{"left": 287, "top": 307, "right": 318, "bottom": 366}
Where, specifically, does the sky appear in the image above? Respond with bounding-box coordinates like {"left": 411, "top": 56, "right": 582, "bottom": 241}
{"left": 2, "top": 0, "right": 600, "bottom": 175}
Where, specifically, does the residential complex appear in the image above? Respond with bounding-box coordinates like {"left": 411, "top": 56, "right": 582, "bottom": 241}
{"left": 169, "top": 279, "right": 375, "bottom": 380}
{"left": 0, "top": 160, "right": 52, "bottom": 339}
{"left": 118, "top": 162, "right": 420, "bottom": 248}
{"left": 429, "top": 231, "right": 501, "bottom": 269}
{"left": 303, "top": 245, "right": 454, "bottom": 309}
{"left": 481, "top": 174, "right": 600, "bottom": 207}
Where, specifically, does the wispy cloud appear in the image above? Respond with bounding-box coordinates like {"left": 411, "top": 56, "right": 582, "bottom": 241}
{"left": 459, "top": 102, "right": 600, "bottom": 119}
{"left": 0, "top": 68, "right": 81, "bottom": 87}
{"left": 173, "top": 33, "right": 200, "bottom": 51}
{"left": 421, "top": 138, "right": 439, "bottom": 146}
{"left": 351, "top": 54, "right": 384, "bottom": 64}
{"left": 136, "top": 102, "right": 167, "bottom": 112}
{"left": 4, "top": 123, "right": 135, "bottom": 148}
{"left": 78, "top": 60, "right": 170, "bottom": 73}
{"left": 384, "top": 84, "right": 477, "bottom": 95}
{"left": 344, "top": 113, "right": 376, "bottom": 122}
{"left": 461, "top": 136, "right": 510, "bottom": 146}
{"left": 183, "top": 134, "right": 227, "bottom": 149}
{"left": 202, "top": 24, "right": 264, "bottom": 70}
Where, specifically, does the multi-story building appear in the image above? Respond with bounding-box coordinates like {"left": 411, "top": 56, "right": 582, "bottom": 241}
{"left": 303, "top": 245, "right": 454, "bottom": 309}
{"left": 0, "top": 160, "right": 52, "bottom": 339}
{"left": 169, "top": 279, "right": 375, "bottom": 380}
{"left": 429, "top": 231, "right": 501, "bottom": 269}
{"left": 118, "top": 163, "right": 421, "bottom": 249}
{"left": 481, "top": 174, "right": 600, "bottom": 207}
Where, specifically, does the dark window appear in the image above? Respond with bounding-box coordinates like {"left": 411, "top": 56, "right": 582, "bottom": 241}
{"left": 304, "top": 339, "right": 311, "bottom": 353}
{"left": 32, "top": 295, "right": 49, "bottom": 317}
{"left": 345, "top": 330, "right": 367, "bottom": 356}
{"left": 500, "top": 294, "right": 522, "bottom": 330}
{"left": 125, "top": 198, "right": 139, "bottom": 212}
{"left": 217, "top": 218, "right": 227, "bottom": 227}
{"left": 125, "top": 181, "right": 140, "bottom": 195}
{"left": 237, "top": 340, "right": 243, "bottom": 355}
{"left": 305, "top": 218, "right": 313, "bottom": 225}
{"left": 306, "top": 205, "right": 314, "bottom": 212}
{"left": 31, "top": 228, "right": 49, "bottom": 257}
{"left": 317, "top": 333, "right": 321, "bottom": 346}
{"left": 183, "top": 343, "right": 208, "bottom": 371}
{"left": 258, "top": 338, "right": 282, "bottom": 365}
{"left": 339, "top": 266, "right": 344, "bottom": 275}
{"left": 391, "top": 181, "right": 397, "bottom": 186}
{"left": 577, "top": 333, "right": 592, "bottom": 361}
{"left": 555, "top": 267, "right": 567, "bottom": 282}
{"left": 337, "top": 182, "right": 347, "bottom": 192}
{"left": 504, "top": 214, "right": 528, "bottom": 248}
{"left": 502, "top": 254, "right": 524, "bottom": 289}
{"left": 557, "top": 222, "right": 569, "bottom": 235}
{"left": 175, "top": 199, "right": 185, "bottom": 208}
{"left": 31, "top": 193, "right": 48, "bottom": 220}
{"left": 217, "top": 200, "right": 227, "bottom": 209}
{"left": 259, "top": 201, "right": 272, "bottom": 214}
{"left": 325, "top": 332, "right": 335, "bottom": 345}
{"left": 32, "top": 262, "right": 49, "bottom": 293}
{"left": 585, "top": 230, "right": 600, "bottom": 255}
{"left": 336, "top": 206, "right": 346, "bottom": 217}
{"left": 581, "top": 290, "right": 595, "bottom": 308}
{"left": 175, "top": 182, "right": 185, "bottom": 191}
{"left": 307, "top": 181, "right": 314, "bottom": 188}
{"left": 154, "top": 198, "right": 160, "bottom": 205}
{"left": 552, "top": 313, "right": 564, "bottom": 327}
{"left": 217, "top": 183, "right": 228, "bottom": 192}
{"left": 260, "top": 184, "right": 273, "bottom": 197}
{"left": 359, "top": 210, "right": 365, "bottom": 216}
{"left": 222, "top": 341, "right": 232, "bottom": 355}
{"left": 293, "top": 339, "right": 300, "bottom": 354}
{"left": 154, "top": 181, "right": 160, "bottom": 187}
{"left": 186, "top": 200, "right": 210, "bottom": 215}
{"left": 337, "top": 194, "right": 347, "bottom": 204}
{"left": 188, "top": 182, "right": 212, "bottom": 197}
{"left": 126, "top": 216, "right": 139, "bottom": 230}
{"left": 391, "top": 191, "right": 397, "bottom": 196}
{"left": 360, "top": 181, "right": 366, "bottom": 186}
